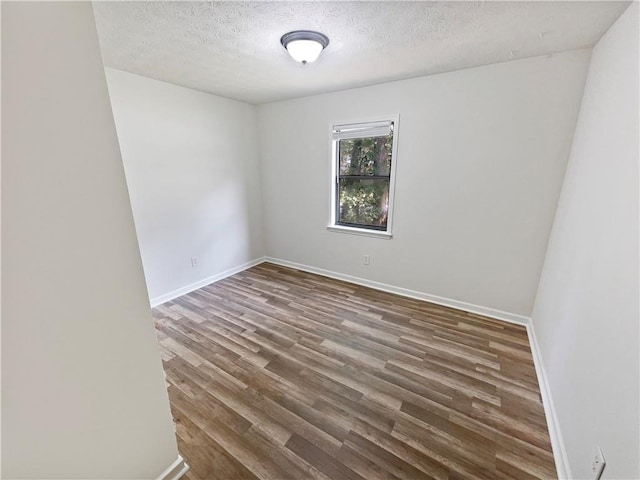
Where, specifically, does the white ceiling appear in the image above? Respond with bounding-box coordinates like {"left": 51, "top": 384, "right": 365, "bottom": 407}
{"left": 93, "top": 1, "right": 629, "bottom": 105}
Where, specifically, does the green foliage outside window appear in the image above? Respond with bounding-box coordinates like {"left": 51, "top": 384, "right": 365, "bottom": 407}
{"left": 337, "top": 135, "right": 392, "bottom": 229}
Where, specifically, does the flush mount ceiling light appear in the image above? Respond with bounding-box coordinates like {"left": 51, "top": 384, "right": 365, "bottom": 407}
{"left": 280, "top": 30, "right": 329, "bottom": 65}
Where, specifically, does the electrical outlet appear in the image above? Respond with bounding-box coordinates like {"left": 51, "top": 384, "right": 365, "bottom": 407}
{"left": 592, "top": 447, "right": 606, "bottom": 480}
{"left": 191, "top": 257, "right": 198, "bottom": 268}
{"left": 363, "top": 255, "right": 370, "bottom": 266}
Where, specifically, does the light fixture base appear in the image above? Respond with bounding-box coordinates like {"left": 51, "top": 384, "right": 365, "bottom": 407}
{"left": 280, "top": 30, "right": 330, "bottom": 64}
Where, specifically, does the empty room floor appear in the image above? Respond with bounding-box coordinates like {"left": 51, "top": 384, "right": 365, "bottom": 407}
{"left": 152, "top": 263, "right": 556, "bottom": 480}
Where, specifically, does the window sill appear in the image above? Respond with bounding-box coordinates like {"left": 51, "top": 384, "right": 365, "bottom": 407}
{"left": 327, "top": 225, "right": 393, "bottom": 239}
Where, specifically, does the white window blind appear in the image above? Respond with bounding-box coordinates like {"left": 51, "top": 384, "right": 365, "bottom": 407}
{"left": 332, "top": 120, "right": 393, "bottom": 140}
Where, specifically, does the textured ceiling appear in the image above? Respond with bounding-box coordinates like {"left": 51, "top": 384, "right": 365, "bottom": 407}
{"left": 93, "top": 1, "right": 629, "bottom": 104}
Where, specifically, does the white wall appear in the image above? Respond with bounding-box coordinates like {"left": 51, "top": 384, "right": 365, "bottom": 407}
{"left": 530, "top": 4, "right": 639, "bottom": 479}
{"left": 104, "top": 69, "right": 264, "bottom": 305}
{"left": 258, "top": 50, "right": 590, "bottom": 319}
{"left": 1, "top": 3, "right": 179, "bottom": 478}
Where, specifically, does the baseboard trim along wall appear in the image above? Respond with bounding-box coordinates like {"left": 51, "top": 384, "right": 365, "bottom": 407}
{"left": 155, "top": 455, "right": 189, "bottom": 480}
{"left": 526, "top": 323, "right": 571, "bottom": 479}
{"left": 149, "top": 257, "right": 267, "bottom": 307}
{"left": 265, "top": 257, "right": 530, "bottom": 326}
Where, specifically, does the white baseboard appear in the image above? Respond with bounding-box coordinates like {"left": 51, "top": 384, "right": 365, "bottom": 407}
{"left": 155, "top": 455, "right": 189, "bottom": 480}
{"left": 264, "top": 257, "right": 530, "bottom": 326}
{"left": 150, "top": 257, "right": 266, "bottom": 307}
{"left": 527, "top": 322, "right": 571, "bottom": 479}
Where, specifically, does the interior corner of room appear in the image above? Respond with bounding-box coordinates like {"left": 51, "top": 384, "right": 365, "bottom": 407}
{"left": 2, "top": 1, "right": 638, "bottom": 479}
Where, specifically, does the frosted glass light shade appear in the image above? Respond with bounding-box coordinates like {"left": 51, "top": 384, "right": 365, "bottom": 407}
{"left": 280, "top": 30, "right": 329, "bottom": 65}
{"left": 286, "top": 39, "right": 324, "bottom": 64}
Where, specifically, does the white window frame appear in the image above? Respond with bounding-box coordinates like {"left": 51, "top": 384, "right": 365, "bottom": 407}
{"left": 327, "top": 114, "right": 399, "bottom": 239}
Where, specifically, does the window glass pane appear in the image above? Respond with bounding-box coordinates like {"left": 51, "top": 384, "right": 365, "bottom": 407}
{"left": 339, "top": 135, "right": 392, "bottom": 176}
{"left": 338, "top": 178, "right": 389, "bottom": 229}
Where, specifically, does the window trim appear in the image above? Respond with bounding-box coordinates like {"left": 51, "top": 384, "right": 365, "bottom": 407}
{"left": 328, "top": 114, "right": 400, "bottom": 239}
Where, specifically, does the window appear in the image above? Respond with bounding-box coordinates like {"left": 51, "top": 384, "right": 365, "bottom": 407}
{"left": 329, "top": 117, "right": 398, "bottom": 238}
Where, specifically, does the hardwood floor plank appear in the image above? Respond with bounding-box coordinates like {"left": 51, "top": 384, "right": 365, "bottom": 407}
{"left": 173, "top": 408, "right": 259, "bottom": 480}
{"left": 153, "top": 263, "right": 556, "bottom": 479}
{"left": 345, "top": 427, "right": 447, "bottom": 480}
{"left": 335, "top": 443, "right": 404, "bottom": 480}
{"left": 286, "top": 433, "right": 366, "bottom": 480}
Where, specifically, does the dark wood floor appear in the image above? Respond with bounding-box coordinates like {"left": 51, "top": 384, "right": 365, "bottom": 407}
{"left": 152, "top": 263, "right": 556, "bottom": 480}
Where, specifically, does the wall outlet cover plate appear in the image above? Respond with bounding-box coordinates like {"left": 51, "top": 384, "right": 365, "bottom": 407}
{"left": 592, "top": 446, "right": 606, "bottom": 480}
